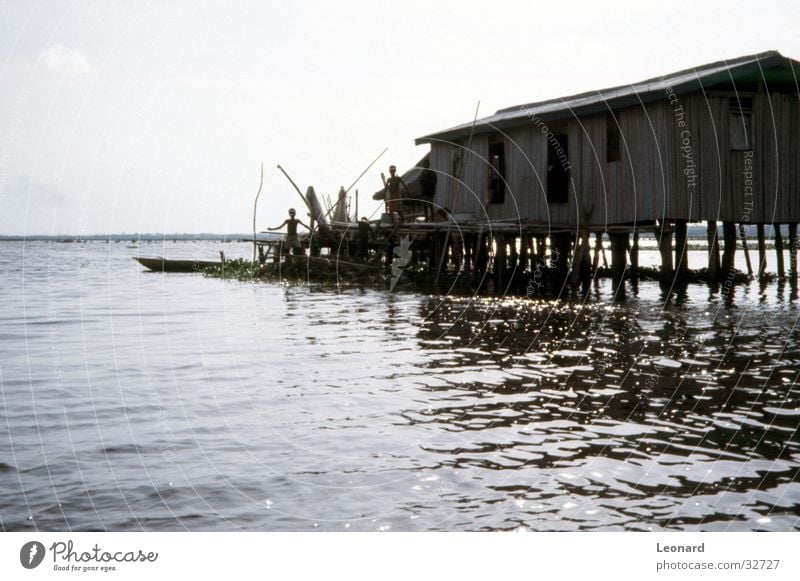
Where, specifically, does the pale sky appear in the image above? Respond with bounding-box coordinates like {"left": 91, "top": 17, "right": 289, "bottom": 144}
{"left": 1, "top": 0, "right": 799, "bottom": 235}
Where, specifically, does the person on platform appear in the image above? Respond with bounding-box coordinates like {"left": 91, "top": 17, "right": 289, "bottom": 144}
{"left": 384, "top": 165, "right": 410, "bottom": 217}
{"left": 356, "top": 217, "right": 373, "bottom": 260}
{"left": 266, "top": 208, "right": 309, "bottom": 255}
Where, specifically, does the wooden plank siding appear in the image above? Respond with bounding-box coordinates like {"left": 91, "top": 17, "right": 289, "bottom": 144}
{"left": 431, "top": 89, "right": 800, "bottom": 227}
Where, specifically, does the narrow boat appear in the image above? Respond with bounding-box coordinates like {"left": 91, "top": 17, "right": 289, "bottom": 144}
{"left": 134, "top": 257, "right": 222, "bottom": 273}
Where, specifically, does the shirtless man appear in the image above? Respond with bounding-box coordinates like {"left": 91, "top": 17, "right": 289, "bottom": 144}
{"left": 384, "top": 165, "right": 410, "bottom": 216}
{"left": 266, "top": 208, "right": 310, "bottom": 255}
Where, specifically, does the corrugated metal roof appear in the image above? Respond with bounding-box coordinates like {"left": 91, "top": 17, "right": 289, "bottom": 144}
{"left": 416, "top": 51, "right": 798, "bottom": 144}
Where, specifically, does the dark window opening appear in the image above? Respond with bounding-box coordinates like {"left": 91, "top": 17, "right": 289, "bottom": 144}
{"left": 488, "top": 137, "right": 506, "bottom": 204}
{"left": 606, "top": 113, "right": 621, "bottom": 162}
{"left": 729, "top": 96, "right": 753, "bottom": 151}
{"left": 547, "top": 133, "right": 570, "bottom": 204}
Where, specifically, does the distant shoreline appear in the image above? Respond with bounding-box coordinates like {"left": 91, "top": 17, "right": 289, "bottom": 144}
{"left": 0, "top": 233, "right": 280, "bottom": 242}
{"left": 1, "top": 224, "right": 791, "bottom": 243}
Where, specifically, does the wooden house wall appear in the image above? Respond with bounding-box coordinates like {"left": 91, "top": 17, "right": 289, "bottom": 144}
{"left": 753, "top": 92, "right": 800, "bottom": 223}
{"left": 614, "top": 102, "right": 671, "bottom": 224}
{"left": 674, "top": 92, "right": 800, "bottom": 224}
{"left": 430, "top": 136, "right": 488, "bottom": 218}
{"left": 430, "top": 91, "right": 800, "bottom": 227}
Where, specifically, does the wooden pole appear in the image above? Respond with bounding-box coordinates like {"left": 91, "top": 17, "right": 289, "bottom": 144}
{"left": 446, "top": 101, "right": 481, "bottom": 211}
{"left": 494, "top": 233, "right": 507, "bottom": 287}
{"left": 252, "top": 163, "right": 264, "bottom": 269}
{"left": 570, "top": 230, "right": 591, "bottom": 289}
{"left": 508, "top": 235, "right": 519, "bottom": 277}
{"left": 552, "top": 233, "right": 571, "bottom": 294}
{"left": 739, "top": 224, "right": 753, "bottom": 277}
{"left": 528, "top": 235, "right": 535, "bottom": 272}
{"left": 453, "top": 231, "right": 463, "bottom": 272}
{"left": 434, "top": 223, "right": 452, "bottom": 288}
{"left": 344, "top": 148, "right": 388, "bottom": 195}
{"left": 536, "top": 235, "right": 547, "bottom": 286}
{"left": 518, "top": 233, "right": 529, "bottom": 274}
{"left": 658, "top": 222, "right": 674, "bottom": 281}
{"left": 609, "top": 232, "right": 628, "bottom": 298}
{"left": 537, "top": 235, "right": 547, "bottom": 266}
{"left": 722, "top": 222, "right": 737, "bottom": 276}
{"left": 428, "top": 232, "right": 437, "bottom": 271}
{"left": 774, "top": 224, "right": 785, "bottom": 278}
{"left": 463, "top": 234, "right": 472, "bottom": 272}
{"left": 276, "top": 164, "right": 308, "bottom": 207}
{"left": 473, "top": 228, "right": 486, "bottom": 277}
{"left": 593, "top": 232, "right": 603, "bottom": 272}
{"left": 789, "top": 223, "right": 798, "bottom": 279}
{"left": 756, "top": 224, "right": 767, "bottom": 279}
{"left": 674, "top": 220, "right": 688, "bottom": 279}
{"left": 706, "top": 220, "right": 721, "bottom": 281}
{"left": 629, "top": 231, "right": 640, "bottom": 279}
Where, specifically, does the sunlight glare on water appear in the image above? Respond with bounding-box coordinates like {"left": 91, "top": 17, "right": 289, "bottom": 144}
{"left": 0, "top": 240, "right": 798, "bottom": 531}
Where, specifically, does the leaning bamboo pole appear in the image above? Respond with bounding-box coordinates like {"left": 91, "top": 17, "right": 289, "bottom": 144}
{"left": 757, "top": 224, "right": 767, "bottom": 278}
{"left": 739, "top": 224, "right": 753, "bottom": 276}
{"left": 434, "top": 221, "right": 453, "bottom": 288}
{"left": 251, "top": 163, "right": 264, "bottom": 273}
{"left": 276, "top": 164, "right": 308, "bottom": 207}
{"left": 448, "top": 101, "right": 480, "bottom": 212}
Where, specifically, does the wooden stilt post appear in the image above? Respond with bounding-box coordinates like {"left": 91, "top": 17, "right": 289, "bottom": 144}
{"left": 658, "top": 221, "right": 674, "bottom": 281}
{"left": 434, "top": 223, "right": 452, "bottom": 288}
{"left": 674, "top": 220, "right": 688, "bottom": 279}
{"left": 535, "top": 235, "right": 547, "bottom": 288}
{"left": 738, "top": 224, "right": 753, "bottom": 277}
{"left": 527, "top": 235, "right": 535, "bottom": 273}
{"left": 593, "top": 232, "right": 603, "bottom": 273}
{"left": 722, "top": 222, "right": 736, "bottom": 277}
{"left": 721, "top": 222, "right": 737, "bottom": 277}
{"left": 629, "top": 231, "right": 639, "bottom": 279}
{"left": 569, "top": 230, "right": 591, "bottom": 290}
{"left": 509, "top": 235, "right": 519, "bottom": 278}
{"left": 609, "top": 232, "right": 628, "bottom": 298}
{"left": 706, "top": 220, "right": 721, "bottom": 281}
{"left": 756, "top": 224, "right": 767, "bottom": 279}
{"left": 789, "top": 223, "right": 798, "bottom": 279}
{"left": 428, "top": 233, "right": 437, "bottom": 271}
{"left": 471, "top": 231, "right": 479, "bottom": 276}
{"left": 774, "top": 224, "right": 785, "bottom": 278}
{"left": 478, "top": 230, "right": 489, "bottom": 278}
{"left": 452, "top": 232, "right": 463, "bottom": 273}
{"left": 495, "top": 233, "right": 507, "bottom": 287}
{"left": 462, "top": 234, "right": 472, "bottom": 272}
{"left": 518, "top": 233, "right": 529, "bottom": 275}
{"left": 552, "top": 233, "right": 571, "bottom": 294}
{"left": 537, "top": 235, "right": 547, "bottom": 267}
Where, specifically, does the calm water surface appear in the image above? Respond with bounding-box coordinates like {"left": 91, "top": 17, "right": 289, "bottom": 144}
{"left": 1, "top": 240, "right": 799, "bottom": 531}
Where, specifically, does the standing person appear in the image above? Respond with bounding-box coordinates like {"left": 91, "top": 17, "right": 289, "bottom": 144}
{"left": 266, "top": 208, "right": 309, "bottom": 255}
{"left": 383, "top": 165, "right": 410, "bottom": 219}
{"left": 356, "top": 217, "right": 372, "bottom": 260}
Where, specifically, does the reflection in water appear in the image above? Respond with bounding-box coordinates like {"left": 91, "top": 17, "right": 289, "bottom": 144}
{"left": 411, "top": 291, "right": 800, "bottom": 531}
{"left": 0, "top": 241, "right": 798, "bottom": 532}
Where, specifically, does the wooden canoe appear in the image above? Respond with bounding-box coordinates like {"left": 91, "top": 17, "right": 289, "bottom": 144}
{"left": 134, "top": 257, "right": 222, "bottom": 273}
